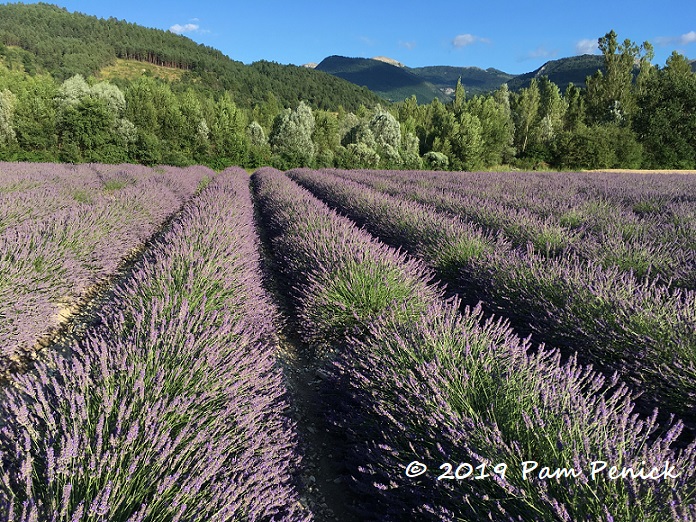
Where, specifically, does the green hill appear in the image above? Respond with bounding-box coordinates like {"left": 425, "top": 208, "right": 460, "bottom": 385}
{"left": 506, "top": 55, "right": 606, "bottom": 91}
{"left": 0, "top": 2, "right": 382, "bottom": 111}
{"left": 315, "top": 54, "right": 612, "bottom": 99}
{"left": 315, "top": 55, "right": 450, "bottom": 103}
{"left": 410, "top": 65, "right": 514, "bottom": 96}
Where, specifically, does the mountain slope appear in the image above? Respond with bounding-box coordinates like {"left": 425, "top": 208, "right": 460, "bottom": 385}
{"left": 315, "top": 55, "right": 450, "bottom": 103}
{"left": 315, "top": 54, "right": 610, "bottom": 101}
{"left": 0, "top": 3, "right": 383, "bottom": 111}
{"left": 506, "top": 54, "right": 606, "bottom": 91}
{"left": 410, "top": 65, "right": 514, "bottom": 96}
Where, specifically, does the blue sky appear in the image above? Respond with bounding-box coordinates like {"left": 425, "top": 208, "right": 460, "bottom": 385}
{"left": 13, "top": 1, "right": 696, "bottom": 74}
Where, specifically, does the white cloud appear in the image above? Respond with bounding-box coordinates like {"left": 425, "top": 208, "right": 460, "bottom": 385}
{"left": 530, "top": 46, "right": 556, "bottom": 58}
{"left": 169, "top": 23, "right": 200, "bottom": 35}
{"left": 680, "top": 31, "right": 696, "bottom": 45}
{"left": 575, "top": 38, "right": 598, "bottom": 55}
{"left": 452, "top": 34, "right": 490, "bottom": 48}
{"left": 399, "top": 40, "right": 416, "bottom": 50}
{"left": 655, "top": 31, "right": 696, "bottom": 47}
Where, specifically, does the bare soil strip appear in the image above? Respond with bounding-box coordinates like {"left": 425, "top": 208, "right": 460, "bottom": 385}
{"left": 251, "top": 189, "right": 360, "bottom": 522}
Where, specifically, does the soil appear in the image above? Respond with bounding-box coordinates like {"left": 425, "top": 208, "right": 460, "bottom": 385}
{"left": 275, "top": 331, "right": 361, "bottom": 521}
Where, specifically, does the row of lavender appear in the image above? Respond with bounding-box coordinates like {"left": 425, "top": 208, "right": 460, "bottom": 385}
{"left": 252, "top": 167, "right": 696, "bottom": 521}
{"left": 361, "top": 169, "right": 696, "bottom": 220}
{"left": 0, "top": 162, "right": 209, "bottom": 377}
{"left": 288, "top": 168, "right": 696, "bottom": 429}
{"left": 0, "top": 168, "right": 309, "bottom": 521}
{"left": 327, "top": 169, "right": 696, "bottom": 289}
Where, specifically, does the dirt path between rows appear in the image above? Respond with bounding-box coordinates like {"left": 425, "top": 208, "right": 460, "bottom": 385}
{"left": 251, "top": 184, "right": 361, "bottom": 521}
{"left": 275, "top": 332, "right": 360, "bottom": 521}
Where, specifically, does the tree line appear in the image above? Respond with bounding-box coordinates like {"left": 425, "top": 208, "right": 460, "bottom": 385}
{"left": 1, "top": 30, "right": 695, "bottom": 170}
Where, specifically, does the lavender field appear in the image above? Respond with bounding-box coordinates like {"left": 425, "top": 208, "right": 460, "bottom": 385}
{"left": 1, "top": 162, "right": 695, "bottom": 521}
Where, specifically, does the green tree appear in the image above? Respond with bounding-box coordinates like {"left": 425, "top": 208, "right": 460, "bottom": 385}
{"left": 178, "top": 89, "right": 209, "bottom": 157}
{"left": 246, "top": 120, "right": 271, "bottom": 168}
{"left": 585, "top": 30, "right": 653, "bottom": 124}
{"left": 55, "top": 74, "right": 90, "bottom": 108}
{"left": 312, "top": 110, "right": 340, "bottom": 167}
{"left": 537, "top": 76, "right": 567, "bottom": 144}
{"left": 8, "top": 73, "right": 57, "bottom": 157}
{"left": 210, "top": 94, "right": 248, "bottom": 166}
{"left": 0, "top": 88, "right": 17, "bottom": 147}
{"left": 90, "top": 81, "right": 126, "bottom": 116}
{"left": 400, "top": 130, "right": 422, "bottom": 169}
{"left": 423, "top": 151, "right": 449, "bottom": 170}
{"left": 368, "top": 106, "right": 402, "bottom": 168}
{"left": 466, "top": 93, "right": 515, "bottom": 167}
{"left": 552, "top": 122, "right": 642, "bottom": 170}
{"left": 338, "top": 142, "right": 380, "bottom": 169}
{"left": 634, "top": 51, "right": 696, "bottom": 168}
{"left": 423, "top": 98, "right": 456, "bottom": 156}
{"left": 269, "top": 100, "right": 315, "bottom": 168}
{"left": 563, "top": 83, "right": 585, "bottom": 131}
{"left": 450, "top": 111, "right": 484, "bottom": 170}
{"left": 511, "top": 78, "right": 540, "bottom": 155}
{"left": 57, "top": 95, "right": 115, "bottom": 162}
{"left": 453, "top": 77, "right": 466, "bottom": 117}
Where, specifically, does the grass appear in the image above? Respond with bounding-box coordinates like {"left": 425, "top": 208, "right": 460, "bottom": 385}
{"left": 99, "top": 59, "right": 186, "bottom": 82}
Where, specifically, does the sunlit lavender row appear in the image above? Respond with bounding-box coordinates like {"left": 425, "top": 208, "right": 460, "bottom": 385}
{"left": 252, "top": 167, "right": 696, "bottom": 520}
{"left": 0, "top": 168, "right": 309, "bottom": 521}
{"left": 288, "top": 167, "right": 696, "bottom": 427}
{"left": 327, "top": 168, "right": 696, "bottom": 288}
{"left": 0, "top": 162, "right": 210, "bottom": 376}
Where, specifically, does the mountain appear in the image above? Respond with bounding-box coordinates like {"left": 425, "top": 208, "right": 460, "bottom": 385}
{"left": 315, "top": 55, "right": 450, "bottom": 104}
{"left": 506, "top": 54, "right": 606, "bottom": 91}
{"left": 315, "top": 54, "right": 611, "bottom": 102}
{"left": 410, "top": 66, "right": 514, "bottom": 96}
{"left": 0, "top": 3, "right": 383, "bottom": 111}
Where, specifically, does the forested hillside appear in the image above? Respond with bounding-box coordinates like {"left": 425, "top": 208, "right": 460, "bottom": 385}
{"left": 0, "top": 2, "right": 382, "bottom": 111}
{"left": 505, "top": 55, "right": 606, "bottom": 91}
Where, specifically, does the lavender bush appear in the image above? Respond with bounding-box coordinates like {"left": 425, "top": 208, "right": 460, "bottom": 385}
{"left": 0, "top": 162, "right": 209, "bottom": 377}
{"left": 252, "top": 168, "right": 696, "bottom": 520}
{"left": 0, "top": 167, "right": 309, "bottom": 521}
{"left": 327, "top": 168, "right": 696, "bottom": 288}
{"left": 288, "top": 168, "right": 696, "bottom": 426}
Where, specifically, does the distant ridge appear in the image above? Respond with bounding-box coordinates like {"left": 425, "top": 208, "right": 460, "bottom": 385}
{"left": 315, "top": 55, "right": 449, "bottom": 104}
{"left": 372, "top": 56, "right": 405, "bottom": 68}
{"left": 506, "top": 54, "right": 606, "bottom": 91}
{"left": 410, "top": 65, "right": 514, "bottom": 96}
{"left": 314, "top": 54, "right": 619, "bottom": 102}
